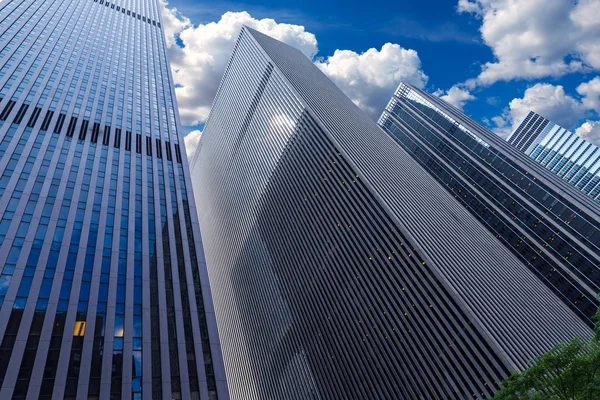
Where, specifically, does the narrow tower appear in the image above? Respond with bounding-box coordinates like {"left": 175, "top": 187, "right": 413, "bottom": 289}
{"left": 0, "top": 1, "right": 227, "bottom": 399}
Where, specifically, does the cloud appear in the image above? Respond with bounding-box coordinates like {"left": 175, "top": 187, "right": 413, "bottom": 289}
{"left": 160, "top": 2, "right": 191, "bottom": 49}
{"left": 491, "top": 115, "right": 506, "bottom": 128}
{"left": 486, "top": 96, "right": 499, "bottom": 106}
{"left": 507, "top": 83, "right": 586, "bottom": 130}
{"left": 184, "top": 130, "right": 202, "bottom": 159}
{"left": 575, "top": 121, "right": 600, "bottom": 146}
{"left": 457, "top": 0, "right": 484, "bottom": 16}
{"left": 435, "top": 85, "right": 475, "bottom": 110}
{"left": 577, "top": 76, "right": 600, "bottom": 114}
{"left": 315, "top": 44, "right": 428, "bottom": 119}
{"left": 160, "top": 1, "right": 318, "bottom": 126}
{"left": 458, "top": 0, "right": 600, "bottom": 86}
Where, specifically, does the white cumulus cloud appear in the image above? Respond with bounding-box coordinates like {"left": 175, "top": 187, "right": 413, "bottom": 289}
{"left": 506, "top": 83, "right": 586, "bottom": 130}
{"left": 435, "top": 85, "right": 475, "bottom": 110}
{"left": 575, "top": 121, "right": 600, "bottom": 146}
{"left": 458, "top": 0, "right": 600, "bottom": 86}
{"left": 457, "top": 0, "right": 484, "bottom": 16}
{"left": 184, "top": 130, "right": 202, "bottom": 159}
{"left": 577, "top": 76, "right": 600, "bottom": 114}
{"left": 160, "top": 2, "right": 191, "bottom": 49}
{"left": 315, "top": 44, "right": 428, "bottom": 119}
{"left": 491, "top": 115, "right": 506, "bottom": 128}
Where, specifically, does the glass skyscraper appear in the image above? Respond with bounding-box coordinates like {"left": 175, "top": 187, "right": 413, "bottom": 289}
{"left": 0, "top": 1, "right": 227, "bottom": 399}
{"left": 190, "top": 27, "right": 591, "bottom": 399}
{"left": 379, "top": 83, "right": 600, "bottom": 327}
{"left": 508, "top": 111, "right": 600, "bottom": 202}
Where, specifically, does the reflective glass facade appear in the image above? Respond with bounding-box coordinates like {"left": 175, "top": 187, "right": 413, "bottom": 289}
{"left": 379, "top": 83, "right": 600, "bottom": 327}
{"left": 0, "top": 1, "right": 227, "bottom": 399}
{"left": 508, "top": 111, "right": 600, "bottom": 202}
{"left": 191, "top": 27, "right": 591, "bottom": 399}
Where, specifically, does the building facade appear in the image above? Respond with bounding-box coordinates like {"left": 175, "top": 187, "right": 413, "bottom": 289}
{"left": 379, "top": 83, "right": 600, "bottom": 327}
{"left": 0, "top": 1, "right": 227, "bottom": 399}
{"left": 190, "top": 27, "right": 592, "bottom": 400}
{"left": 507, "top": 110, "right": 600, "bottom": 202}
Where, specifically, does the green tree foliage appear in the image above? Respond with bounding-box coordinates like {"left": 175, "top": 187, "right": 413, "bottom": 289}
{"left": 491, "top": 306, "right": 600, "bottom": 400}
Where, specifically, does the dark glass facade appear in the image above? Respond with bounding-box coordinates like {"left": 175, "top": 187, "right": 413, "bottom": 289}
{"left": 0, "top": 0, "right": 227, "bottom": 399}
{"left": 191, "top": 27, "right": 592, "bottom": 399}
{"left": 379, "top": 83, "right": 600, "bottom": 327}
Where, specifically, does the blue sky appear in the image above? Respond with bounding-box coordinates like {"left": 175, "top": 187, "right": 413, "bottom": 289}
{"left": 159, "top": 0, "right": 600, "bottom": 155}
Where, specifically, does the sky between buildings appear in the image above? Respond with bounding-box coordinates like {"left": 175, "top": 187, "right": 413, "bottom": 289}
{"left": 158, "top": 0, "right": 600, "bottom": 157}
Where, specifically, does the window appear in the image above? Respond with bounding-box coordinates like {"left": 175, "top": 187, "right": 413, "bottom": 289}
{"left": 156, "top": 139, "right": 162, "bottom": 158}
{"left": 0, "top": 100, "right": 16, "bottom": 120}
{"left": 13, "top": 103, "right": 29, "bottom": 124}
{"left": 79, "top": 119, "right": 90, "bottom": 140}
{"left": 102, "top": 125, "right": 111, "bottom": 146}
{"left": 114, "top": 128, "right": 121, "bottom": 148}
{"left": 66, "top": 116, "right": 77, "bottom": 137}
{"left": 26, "top": 107, "right": 41, "bottom": 128}
{"left": 73, "top": 321, "right": 86, "bottom": 336}
{"left": 125, "top": 131, "right": 131, "bottom": 151}
{"left": 165, "top": 142, "right": 172, "bottom": 161}
{"left": 53, "top": 113, "right": 66, "bottom": 134}
{"left": 90, "top": 122, "right": 100, "bottom": 142}
{"left": 174, "top": 143, "right": 182, "bottom": 163}
{"left": 146, "top": 136, "right": 152, "bottom": 156}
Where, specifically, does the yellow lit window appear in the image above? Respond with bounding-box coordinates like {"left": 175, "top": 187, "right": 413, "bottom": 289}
{"left": 73, "top": 321, "right": 86, "bottom": 336}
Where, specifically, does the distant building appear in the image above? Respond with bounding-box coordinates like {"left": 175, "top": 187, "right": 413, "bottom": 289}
{"left": 379, "top": 83, "right": 600, "bottom": 327}
{"left": 0, "top": 1, "right": 227, "bottom": 399}
{"left": 507, "top": 111, "right": 600, "bottom": 201}
{"left": 191, "top": 27, "right": 591, "bottom": 399}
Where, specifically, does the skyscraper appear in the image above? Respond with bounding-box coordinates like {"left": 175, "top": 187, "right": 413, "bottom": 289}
{"left": 190, "top": 27, "right": 592, "bottom": 399}
{"left": 0, "top": 1, "right": 227, "bottom": 399}
{"left": 379, "top": 83, "right": 600, "bottom": 327}
{"left": 507, "top": 111, "right": 600, "bottom": 202}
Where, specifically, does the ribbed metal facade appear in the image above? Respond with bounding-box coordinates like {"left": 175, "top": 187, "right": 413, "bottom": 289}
{"left": 379, "top": 83, "right": 600, "bottom": 327}
{"left": 0, "top": 1, "right": 227, "bottom": 399}
{"left": 508, "top": 111, "right": 600, "bottom": 202}
{"left": 191, "top": 27, "right": 592, "bottom": 400}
